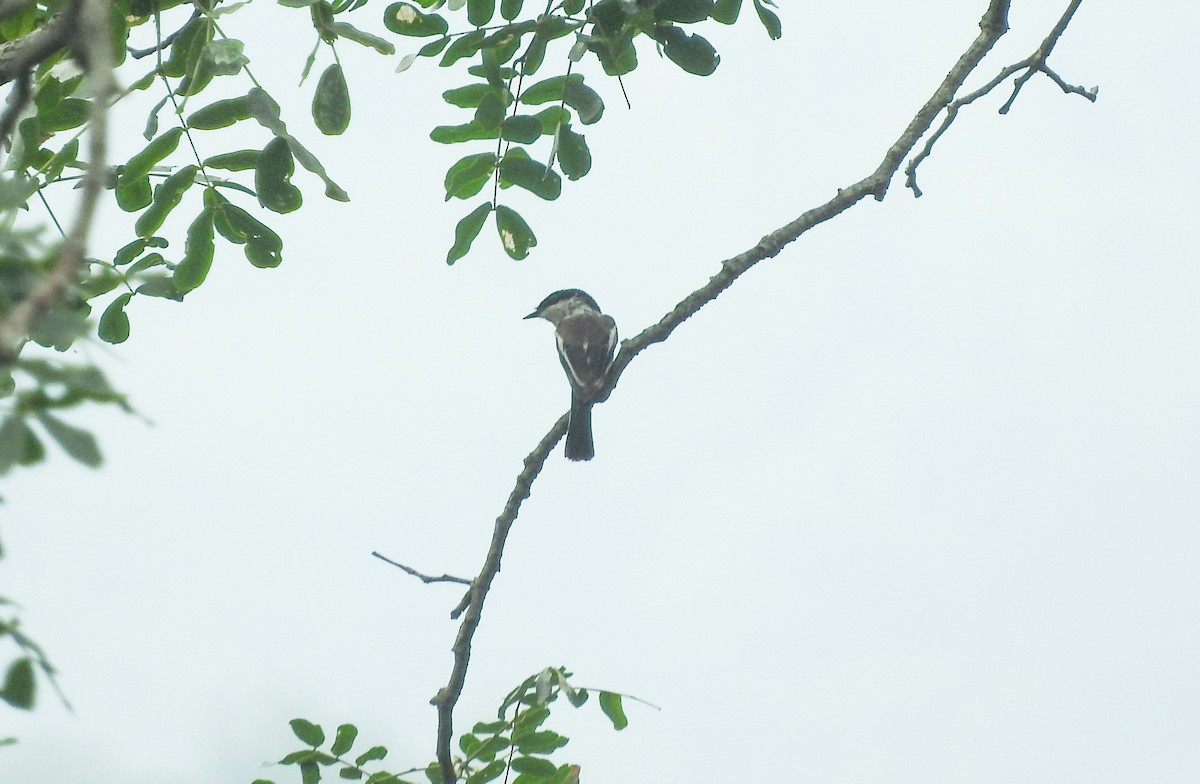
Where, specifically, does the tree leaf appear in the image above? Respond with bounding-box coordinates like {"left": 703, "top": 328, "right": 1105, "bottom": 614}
{"left": 256, "top": 137, "right": 303, "bottom": 214}
{"left": 247, "top": 87, "right": 350, "bottom": 202}
{"left": 187, "top": 95, "right": 253, "bottom": 130}
{"left": 312, "top": 64, "right": 352, "bottom": 135}
{"left": 135, "top": 165, "right": 199, "bottom": 238}
{"left": 98, "top": 293, "right": 133, "bottom": 345}
{"left": 204, "top": 149, "right": 261, "bottom": 171}
{"left": 354, "top": 746, "right": 388, "bottom": 766}
{"left": 173, "top": 208, "right": 216, "bottom": 294}
{"left": 118, "top": 127, "right": 184, "bottom": 188}
{"left": 494, "top": 205, "right": 536, "bottom": 259}
{"left": 446, "top": 201, "right": 491, "bottom": 264}
{"left": 659, "top": 27, "right": 720, "bottom": 75}
{"left": 500, "top": 114, "right": 541, "bottom": 143}
{"left": 34, "top": 411, "right": 102, "bottom": 468}
{"left": 290, "top": 718, "right": 326, "bottom": 747}
{"left": 467, "top": 0, "right": 494, "bottom": 26}
{"left": 383, "top": 2, "right": 449, "bottom": 36}
{"left": 555, "top": 124, "right": 590, "bottom": 180}
{"left": 499, "top": 154, "right": 561, "bottom": 200}
{"left": 444, "top": 152, "right": 497, "bottom": 200}
{"left": 752, "top": 0, "right": 781, "bottom": 39}
{"left": 598, "top": 691, "right": 628, "bottom": 730}
{"left": 0, "top": 658, "right": 35, "bottom": 709}
{"left": 712, "top": 0, "right": 741, "bottom": 24}
{"left": 330, "top": 724, "right": 358, "bottom": 756}
{"left": 330, "top": 21, "right": 396, "bottom": 54}
{"left": 655, "top": 0, "right": 714, "bottom": 23}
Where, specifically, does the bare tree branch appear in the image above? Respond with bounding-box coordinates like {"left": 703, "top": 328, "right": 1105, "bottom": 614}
{"left": 906, "top": 0, "right": 1096, "bottom": 196}
{"left": 0, "top": 0, "right": 114, "bottom": 364}
{"left": 417, "top": 2, "right": 1098, "bottom": 781}
{"left": 371, "top": 552, "right": 472, "bottom": 586}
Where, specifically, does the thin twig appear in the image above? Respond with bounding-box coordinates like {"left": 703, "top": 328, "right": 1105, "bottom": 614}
{"left": 371, "top": 552, "right": 472, "bottom": 586}
{"left": 906, "top": 0, "right": 1095, "bottom": 196}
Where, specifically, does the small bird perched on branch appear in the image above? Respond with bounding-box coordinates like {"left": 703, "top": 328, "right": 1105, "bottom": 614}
{"left": 525, "top": 289, "right": 618, "bottom": 461}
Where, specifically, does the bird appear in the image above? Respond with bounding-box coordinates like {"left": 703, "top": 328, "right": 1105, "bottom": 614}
{"left": 525, "top": 289, "right": 618, "bottom": 461}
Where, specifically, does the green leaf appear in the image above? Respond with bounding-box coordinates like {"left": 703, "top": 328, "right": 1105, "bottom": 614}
{"left": 290, "top": 719, "right": 326, "bottom": 748}
{"left": 431, "top": 121, "right": 500, "bottom": 145}
{"left": 300, "top": 760, "right": 319, "bottom": 784}
{"left": 34, "top": 411, "right": 102, "bottom": 468}
{"left": 533, "top": 106, "right": 571, "bottom": 134}
{"left": 329, "top": 724, "right": 358, "bottom": 756}
{"left": 523, "top": 75, "right": 602, "bottom": 124}
{"left": 135, "top": 165, "right": 199, "bottom": 237}
{"left": 474, "top": 91, "right": 505, "bottom": 129}
{"left": 500, "top": 115, "right": 541, "bottom": 143}
{"left": 465, "top": 760, "right": 506, "bottom": 784}
{"left": 204, "top": 149, "right": 260, "bottom": 171}
{"left": 39, "top": 98, "right": 89, "bottom": 131}
{"left": 98, "top": 293, "right": 133, "bottom": 345}
{"left": 247, "top": 88, "right": 350, "bottom": 202}
{"left": 509, "top": 757, "right": 556, "bottom": 776}
{"left": 499, "top": 154, "right": 560, "bottom": 200}
{"left": 442, "top": 83, "right": 499, "bottom": 109}
{"left": 659, "top": 27, "right": 720, "bottom": 75}
{"left": 467, "top": 0, "right": 494, "bottom": 26}
{"left": 752, "top": 0, "right": 781, "bottom": 39}
{"left": 500, "top": 0, "right": 522, "bottom": 20}
{"left": 443, "top": 152, "right": 497, "bottom": 200}
{"left": 598, "top": 691, "right": 627, "bottom": 730}
{"left": 0, "top": 415, "right": 33, "bottom": 474}
{"left": 555, "top": 124, "right": 590, "bottom": 180}
{"left": 338, "top": 768, "right": 364, "bottom": 780}
{"left": 384, "top": 2, "right": 449, "bottom": 36}
{"left": 313, "top": 64, "right": 352, "bottom": 135}
{"left": 256, "top": 137, "right": 303, "bottom": 214}
{"left": 712, "top": 0, "right": 741, "bottom": 23}
{"left": 354, "top": 746, "right": 388, "bottom": 766}
{"left": 213, "top": 200, "right": 284, "bottom": 268}
{"left": 330, "top": 21, "right": 396, "bottom": 55}
{"left": 511, "top": 730, "right": 566, "bottom": 754}
{"left": 0, "top": 658, "right": 35, "bottom": 709}
{"left": 114, "top": 238, "right": 150, "bottom": 266}
{"left": 440, "top": 29, "right": 486, "bottom": 67}
{"left": 173, "top": 208, "right": 216, "bottom": 294}
{"left": 187, "top": 95, "right": 253, "bottom": 130}
{"left": 446, "top": 202, "right": 491, "bottom": 264}
{"left": 656, "top": 0, "right": 714, "bottom": 22}
{"left": 205, "top": 38, "right": 249, "bottom": 75}
{"left": 494, "top": 205, "right": 535, "bottom": 259}
{"left": 116, "top": 176, "right": 153, "bottom": 212}
{"left": 161, "top": 16, "right": 210, "bottom": 78}
{"left": 118, "top": 127, "right": 184, "bottom": 189}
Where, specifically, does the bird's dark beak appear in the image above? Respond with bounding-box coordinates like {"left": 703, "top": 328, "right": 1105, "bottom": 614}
{"left": 523, "top": 311, "right": 539, "bottom": 320}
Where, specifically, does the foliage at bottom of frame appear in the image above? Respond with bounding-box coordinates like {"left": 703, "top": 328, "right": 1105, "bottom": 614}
{"left": 252, "top": 667, "right": 636, "bottom": 784}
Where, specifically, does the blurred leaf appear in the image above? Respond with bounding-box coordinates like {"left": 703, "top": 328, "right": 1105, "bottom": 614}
{"left": 256, "top": 137, "right": 303, "bottom": 214}
{"left": 384, "top": 2, "right": 449, "bottom": 36}
{"left": 0, "top": 658, "right": 35, "bottom": 709}
{"left": 598, "top": 691, "right": 627, "bottom": 730}
{"left": 98, "top": 293, "right": 133, "bottom": 345}
{"left": 39, "top": 98, "right": 89, "bottom": 132}
{"left": 511, "top": 730, "right": 566, "bottom": 754}
{"left": 465, "top": 760, "right": 505, "bottom": 784}
{"left": 330, "top": 724, "right": 358, "bottom": 756}
{"left": 509, "top": 757, "right": 556, "bottom": 776}
{"left": 494, "top": 205, "right": 535, "bottom": 259}
{"left": 446, "top": 201, "right": 491, "bottom": 264}
{"left": 34, "top": 412, "right": 102, "bottom": 468}
{"left": 173, "top": 208, "right": 216, "bottom": 294}
{"left": 313, "top": 64, "right": 352, "bottom": 135}
{"left": 290, "top": 718, "right": 326, "bottom": 747}
{"left": 0, "top": 415, "right": 35, "bottom": 474}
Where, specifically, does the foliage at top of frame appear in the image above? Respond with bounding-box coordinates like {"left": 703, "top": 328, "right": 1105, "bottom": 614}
{"left": 388, "top": 0, "right": 783, "bottom": 263}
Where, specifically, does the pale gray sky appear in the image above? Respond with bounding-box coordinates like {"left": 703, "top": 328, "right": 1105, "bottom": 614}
{"left": 4, "top": 2, "right": 1200, "bottom": 783}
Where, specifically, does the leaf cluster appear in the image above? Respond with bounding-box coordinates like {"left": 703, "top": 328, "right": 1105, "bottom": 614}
{"left": 253, "top": 667, "right": 633, "bottom": 784}
{"left": 386, "top": 0, "right": 781, "bottom": 261}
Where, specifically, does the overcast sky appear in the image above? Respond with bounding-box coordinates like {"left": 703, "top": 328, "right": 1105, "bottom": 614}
{"left": 4, "top": 2, "right": 1200, "bottom": 783}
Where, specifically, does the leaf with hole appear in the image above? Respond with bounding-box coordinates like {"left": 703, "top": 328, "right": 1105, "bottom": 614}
{"left": 384, "top": 2, "right": 449, "bottom": 36}
{"left": 494, "top": 205, "right": 535, "bottom": 259}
